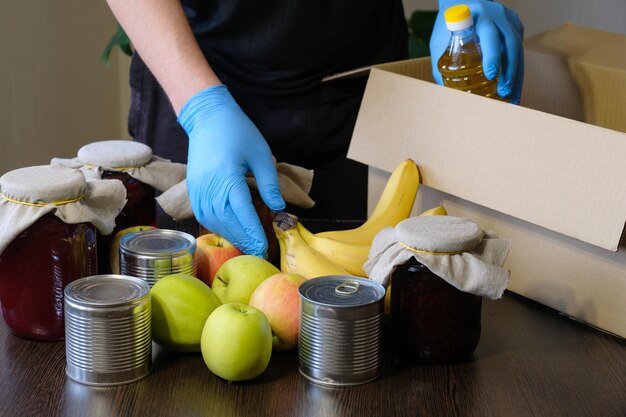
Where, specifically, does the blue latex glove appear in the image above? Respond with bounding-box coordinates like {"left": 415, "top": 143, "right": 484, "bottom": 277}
{"left": 178, "top": 84, "right": 286, "bottom": 257}
{"left": 430, "top": 0, "right": 524, "bottom": 104}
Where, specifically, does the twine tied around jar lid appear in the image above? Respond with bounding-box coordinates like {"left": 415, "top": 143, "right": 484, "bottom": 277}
{"left": 51, "top": 140, "right": 186, "bottom": 192}
{"left": 0, "top": 164, "right": 127, "bottom": 256}
{"left": 364, "top": 216, "right": 512, "bottom": 299}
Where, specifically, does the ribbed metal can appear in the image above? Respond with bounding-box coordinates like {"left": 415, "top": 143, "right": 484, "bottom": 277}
{"left": 119, "top": 229, "right": 197, "bottom": 287}
{"left": 298, "top": 276, "right": 386, "bottom": 386}
{"left": 64, "top": 275, "right": 152, "bottom": 386}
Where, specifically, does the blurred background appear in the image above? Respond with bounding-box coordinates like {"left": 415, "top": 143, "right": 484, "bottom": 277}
{"left": 1, "top": 0, "right": 625, "bottom": 175}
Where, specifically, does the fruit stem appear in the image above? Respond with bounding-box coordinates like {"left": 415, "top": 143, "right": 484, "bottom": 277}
{"left": 274, "top": 212, "right": 297, "bottom": 231}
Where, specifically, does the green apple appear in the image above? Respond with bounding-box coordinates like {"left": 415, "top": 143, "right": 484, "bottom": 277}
{"left": 152, "top": 254, "right": 195, "bottom": 280}
{"left": 109, "top": 225, "right": 157, "bottom": 274}
{"left": 201, "top": 303, "right": 272, "bottom": 381}
{"left": 150, "top": 273, "right": 222, "bottom": 352}
{"left": 212, "top": 255, "right": 280, "bottom": 304}
{"left": 154, "top": 258, "right": 173, "bottom": 280}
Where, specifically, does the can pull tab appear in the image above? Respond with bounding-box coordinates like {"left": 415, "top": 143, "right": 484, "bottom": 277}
{"left": 335, "top": 281, "right": 359, "bottom": 296}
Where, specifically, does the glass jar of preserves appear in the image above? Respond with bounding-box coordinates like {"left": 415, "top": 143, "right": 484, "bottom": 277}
{"left": 101, "top": 170, "right": 156, "bottom": 231}
{"left": 52, "top": 140, "right": 187, "bottom": 273}
{"left": 96, "top": 172, "right": 155, "bottom": 274}
{"left": 78, "top": 141, "right": 158, "bottom": 274}
{"left": 364, "top": 215, "right": 511, "bottom": 365}
{"left": 72, "top": 140, "right": 185, "bottom": 233}
{"left": 0, "top": 164, "right": 125, "bottom": 340}
{"left": 0, "top": 213, "right": 97, "bottom": 340}
{"left": 390, "top": 257, "right": 482, "bottom": 363}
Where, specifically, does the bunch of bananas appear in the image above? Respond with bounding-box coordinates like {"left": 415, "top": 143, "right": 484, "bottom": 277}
{"left": 272, "top": 159, "right": 445, "bottom": 279}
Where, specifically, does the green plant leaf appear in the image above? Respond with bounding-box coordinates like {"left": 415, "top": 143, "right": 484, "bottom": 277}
{"left": 101, "top": 23, "right": 133, "bottom": 66}
{"left": 408, "top": 37, "right": 430, "bottom": 59}
{"left": 407, "top": 10, "right": 438, "bottom": 58}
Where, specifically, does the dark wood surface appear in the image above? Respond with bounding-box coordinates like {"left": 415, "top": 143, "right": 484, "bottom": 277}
{"left": 0, "top": 291, "right": 624, "bottom": 417}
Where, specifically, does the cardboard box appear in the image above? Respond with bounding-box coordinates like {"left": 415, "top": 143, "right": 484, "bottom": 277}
{"left": 345, "top": 24, "right": 626, "bottom": 337}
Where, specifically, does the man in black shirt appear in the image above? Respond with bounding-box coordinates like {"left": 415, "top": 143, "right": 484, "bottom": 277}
{"left": 106, "top": 0, "right": 523, "bottom": 257}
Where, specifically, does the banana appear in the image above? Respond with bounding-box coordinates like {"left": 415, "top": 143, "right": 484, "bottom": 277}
{"left": 273, "top": 212, "right": 350, "bottom": 279}
{"left": 296, "top": 222, "right": 370, "bottom": 277}
{"left": 315, "top": 159, "right": 420, "bottom": 245}
{"left": 419, "top": 205, "right": 447, "bottom": 216}
{"left": 296, "top": 205, "right": 446, "bottom": 278}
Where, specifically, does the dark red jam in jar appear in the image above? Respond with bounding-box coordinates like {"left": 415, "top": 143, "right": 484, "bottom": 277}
{"left": 98, "top": 171, "right": 155, "bottom": 273}
{"left": 0, "top": 213, "right": 97, "bottom": 340}
{"left": 75, "top": 140, "right": 158, "bottom": 232}
{"left": 390, "top": 257, "right": 482, "bottom": 363}
{"left": 101, "top": 171, "right": 155, "bottom": 230}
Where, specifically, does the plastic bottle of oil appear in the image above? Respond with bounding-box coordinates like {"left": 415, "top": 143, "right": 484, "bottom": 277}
{"left": 437, "top": 4, "right": 502, "bottom": 100}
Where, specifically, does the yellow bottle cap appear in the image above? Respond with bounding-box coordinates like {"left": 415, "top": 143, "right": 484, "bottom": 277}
{"left": 444, "top": 4, "right": 471, "bottom": 23}
{"left": 443, "top": 4, "right": 474, "bottom": 31}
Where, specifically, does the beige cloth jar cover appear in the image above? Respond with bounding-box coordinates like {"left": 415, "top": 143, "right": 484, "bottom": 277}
{"left": 156, "top": 160, "right": 315, "bottom": 222}
{"left": 51, "top": 140, "right": 186, "bottom": 192}
{"left": 364, "top": 216, "right": 512, "bottom": 299}
{"left": 0, "top": 165, "right": 127, "bottom": 256}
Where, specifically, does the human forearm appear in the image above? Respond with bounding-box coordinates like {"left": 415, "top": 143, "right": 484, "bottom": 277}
{"left": 106, "top": 0, "right": 285, "bottom": 256}
{"left": 106, "top": 0, "right": 221, "bottom": 113}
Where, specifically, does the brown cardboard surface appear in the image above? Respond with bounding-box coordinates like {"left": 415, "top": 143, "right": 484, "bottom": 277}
{"left": 523, "top": 23, "right": 626, "bottom": 133}
{"left": 423, "top": 184, "right": 625, "bottom": 338}
{"left": 348, "top": 48, "right": 626, "bottom": 251}
{"left": 350, "top": 24, "right": 626, "bottom": 337}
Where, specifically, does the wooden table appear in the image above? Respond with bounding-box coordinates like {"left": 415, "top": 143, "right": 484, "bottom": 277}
{"left": 0, "top": 291, "right": 624, "bottom": 417}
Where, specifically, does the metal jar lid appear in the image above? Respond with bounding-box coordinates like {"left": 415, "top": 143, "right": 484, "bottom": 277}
{"left": 119, "top": 229, "right": 197, "bottom": 286}
{"left": 64, "top": 275, "right": 152, "bottom": 386}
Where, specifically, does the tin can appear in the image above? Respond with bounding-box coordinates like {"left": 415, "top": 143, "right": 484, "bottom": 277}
{"left": 119, "top": 229, "right": 197, "bottom": 287}
{"left": 298, "top": 276, "right": 385, "bottom": 386}
{"left": 64, "top": 275, "right": 152, "bottom": 386}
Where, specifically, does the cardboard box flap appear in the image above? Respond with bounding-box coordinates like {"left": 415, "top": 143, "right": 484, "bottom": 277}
{"left": 348, "top": 57, "right": 626, "bottom": 251}
{"left": 524, "top": 23, "right": 626, "bottom": 70}
{"left": 523, "top": 23, "right": 626, "bottom": 133}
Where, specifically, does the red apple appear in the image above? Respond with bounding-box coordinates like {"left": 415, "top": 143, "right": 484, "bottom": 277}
{"left": 195, "top": 233, "right": 243, "bottom": 287}
{"left": 248, "top": 272, "right": 306, "bottom": 351}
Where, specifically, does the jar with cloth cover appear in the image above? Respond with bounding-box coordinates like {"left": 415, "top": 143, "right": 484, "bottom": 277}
{"left": 364, "top": 215, "right": 511, "bottom": 363}
{"left": 156, "top": 158, "right": 315, "bottom": 264}
{"left": 51, "top": 140, "right": 187, "bottom": 272}
{"left": 0, "top": 165, "right": 126, "bottom": 340}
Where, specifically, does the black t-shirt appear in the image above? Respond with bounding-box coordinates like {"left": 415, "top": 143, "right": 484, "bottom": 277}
{"left": 181, "top": 0, "right": 408, "bottom": 101}
{"left": 130, "top": 1, "right": 408, "bottom": 220}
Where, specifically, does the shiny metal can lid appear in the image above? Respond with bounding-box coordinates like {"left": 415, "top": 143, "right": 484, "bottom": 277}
{"left": 118, "top": 229, "right": 196, "bottom": 288}
{"left": 120, "top": 229, "right": 195, "bottom": 259}
{"left": 299, "top": 276, "right": 385, "bottom": 307}
{"left": 64, "top": 274, "right": 150, "bottom": 310}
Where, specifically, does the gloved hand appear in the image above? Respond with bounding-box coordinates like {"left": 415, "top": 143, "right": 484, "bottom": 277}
{"left": 430, "top": 0, "right": 524, "bottom": 104}
{"left": 178, "top": 84, "right": 286, "bottom": 257}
